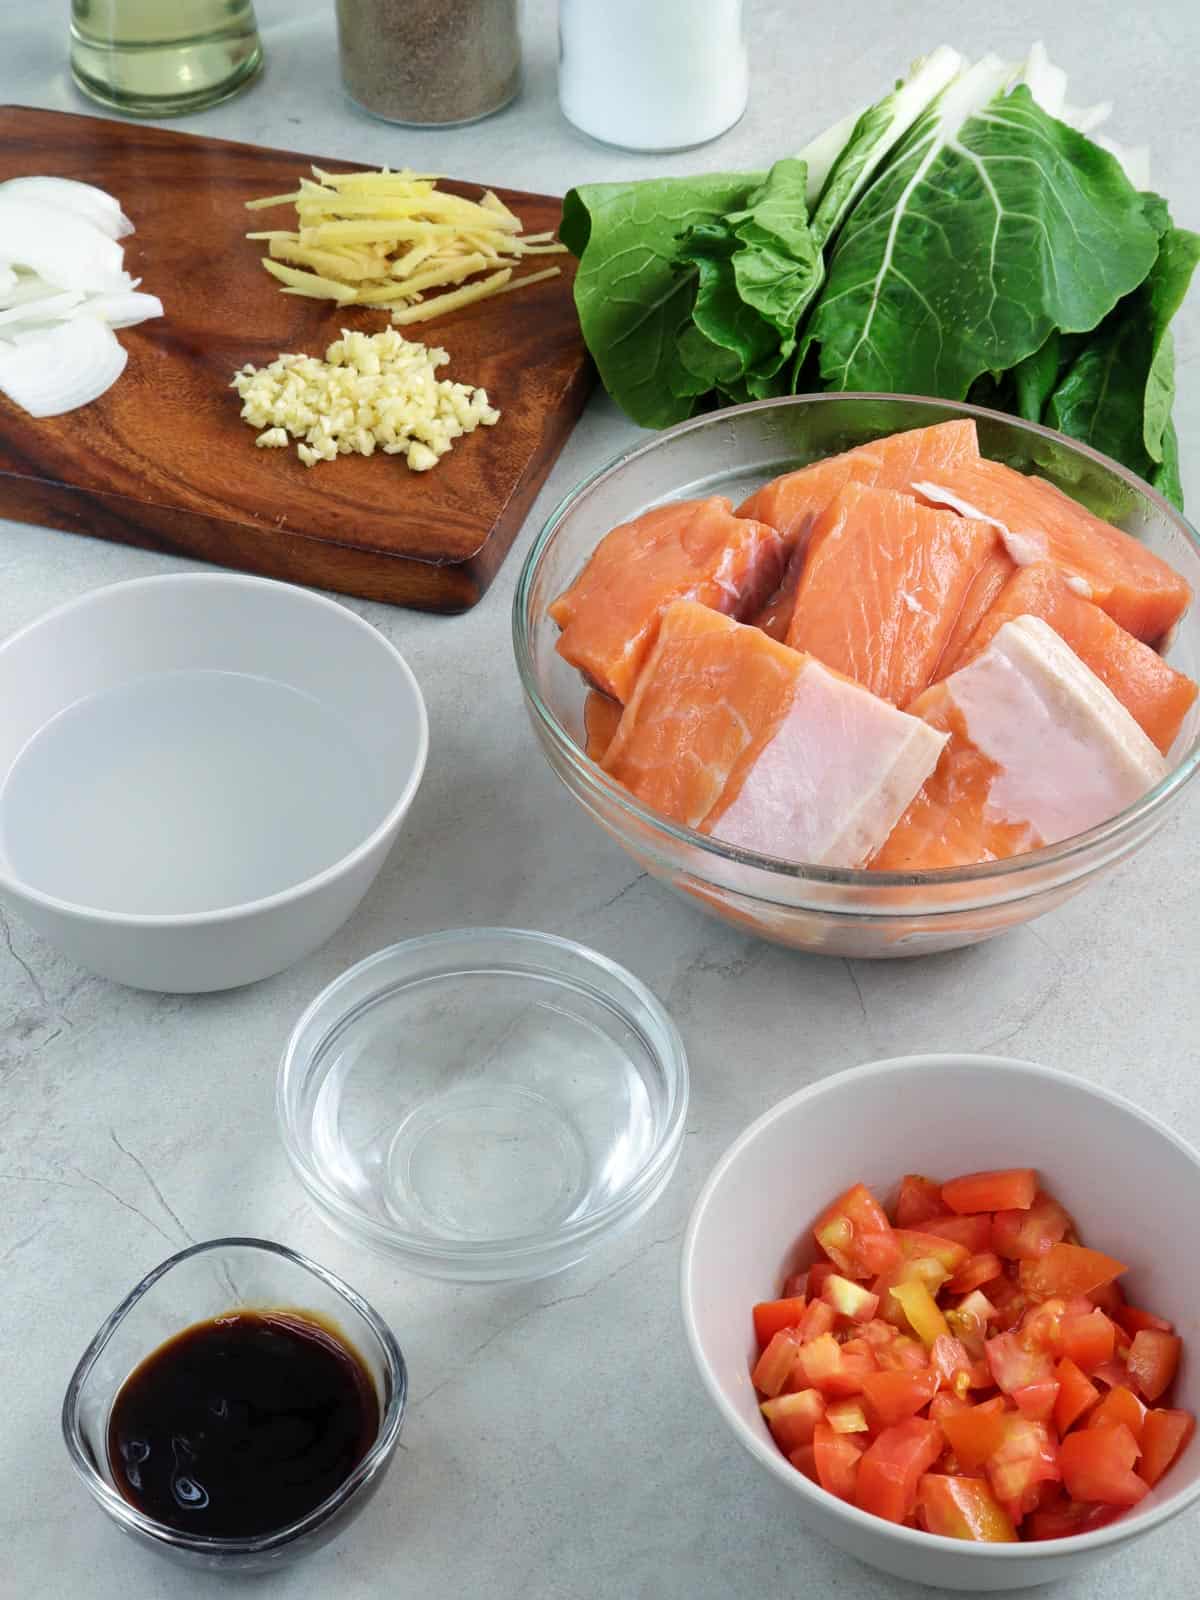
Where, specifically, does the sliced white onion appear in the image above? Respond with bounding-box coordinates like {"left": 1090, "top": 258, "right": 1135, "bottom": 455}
{"left": 0, "top": 289, "right": 85, "bottom": 328}
{"left": 0, "top": 316, "right": 127, "bottom": 417}
{"left": 0, "top": 198, "right": 128, "bottom": 293}
{"left": 76, "top": 291, "right": 163, "bottom": 329}
{"left": 0, "top": 176, "right": 134, "bottom": 240}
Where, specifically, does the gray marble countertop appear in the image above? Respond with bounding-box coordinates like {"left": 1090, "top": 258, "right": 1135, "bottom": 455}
{"left": 2, "top": 3, "right": 1199, "bottom": 1596}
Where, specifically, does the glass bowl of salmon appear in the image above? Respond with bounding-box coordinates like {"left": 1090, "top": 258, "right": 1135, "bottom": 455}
{"left": 513, "top": 394, "right": 1200, "bottom": 957}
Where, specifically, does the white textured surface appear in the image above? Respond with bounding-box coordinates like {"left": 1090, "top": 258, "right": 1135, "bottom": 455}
{"left": 2, "top": 3, "right": 1199, "bottom": 1595}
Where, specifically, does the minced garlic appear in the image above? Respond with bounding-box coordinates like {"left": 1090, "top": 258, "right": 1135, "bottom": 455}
{"left": 231, "top": 327, "right": 500, "bottom": 471}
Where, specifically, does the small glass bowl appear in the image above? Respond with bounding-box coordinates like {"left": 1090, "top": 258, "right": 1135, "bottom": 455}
{"left": 277, "top": 928, "right": 690, "bottom": 1283}
{"left": 62, "top": 1238, "right": 407, "bottom": 1574}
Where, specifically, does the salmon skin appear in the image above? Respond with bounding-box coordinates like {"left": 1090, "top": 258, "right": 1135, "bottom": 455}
{"left": 946, "top": 563, "right": 1198, "bottom": 756}
{"left": 549, "top": 496, "right": 784, "bottom": 703}
{"left": 603, "top": 600, "right": 946, "bottom": 868}
{"left": 784, "top": 483, "right": 997, "bottom": 708}
{"left": 914, "top": 460, "right": 1192, "bottom": 643}
{"left": 872, "top": 615, "right": 1169, "bottom": 873}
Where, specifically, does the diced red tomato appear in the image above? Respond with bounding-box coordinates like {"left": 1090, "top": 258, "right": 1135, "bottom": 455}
{"left": 1054, "top": 1357, "right": 1100, "bottom": 1435}
{"left": 806, "top": 1262, "right": 837, "bottom": 1299}
{"left": 891, "top": 1279, "right": 950, "bottom": 1348}
{"left": 945, "top": 1289, "right": 997, "bottom": 1357}
{"left": 1060, "top": 1309, "right": 1117, "bottom": 1373}
{"left": 929, "top": 1391, "right": 971, "bottom": 1425}
{"left": 1088, "top": 1385, "right": 1146, "bottom": 1442}
{"left": 789, "top": 1442, "right": 817, "bottom": 1481}
{"left": 874, "top": 1334, "right": 930, "bottom": 1374}
{"left": 1020, "top": 1245, "right": 1127, "bottom": 1302}
{"left": 1012, "top": 1381, "right": 1060, "bottom": 1423}
{"left": 894, "top": 1174, "right": 946, "bottom": 1228}
{"left": 1060, "top": 1424, "right": 1149, "bottom": 1507}
{"left": 939, "top": 1396, "right": 1009, "bottom": 1471}
{"left": 855, "top": 1418, "right": 944, "bottom": 1523}
{"left": 782, "top": 1270, "right": 808, "bottom": 1298}
{"left": 917, "top": 1473, "right": 1018, "bottom": 1542}
{"left": 813, "top": 1183, "right": 901, "bottom": 1279}
{"left": 1114, "top": 1304, "right": 1174, "bottom": 1339}
{"left": 1126, "top": 1329, "right": 1182, "bottom": 1403}
{"left": 753, "top": 1296, "right": 808, "bottom": 1350}
{"left": 1090, "top": 1359, "right": 1132, "bottom": 1391}
{"left": 791, "top": 1332, "right": 878, "bottom": 1398}
{"left": 821, "top": 1273, "right": 880, "bottom": 1323}
{"left": 813, "top": 1421, "right": 864, "bottom": 1502}
{"left": 826, "top": 1397, "right": 870, "bottom": 1434}
{"left": 796, "top": 1298, "right": 837, "bottom": 1344}
{"left": 949, "top": 1252, "right": 1004, "bottom": 1295}
{"left": 1026, "top": 1487, "right": 1122, "bottom": 1540}
{"left": 986, "top": 1273, "right": 1028, "bottom": 1333}
{"left": 986, "top": 1416, "right": 1060, "bottom": 1519}
{"left": 922, "top": 1213, "right": 993, "bottom": 1254}
{"left": 893, "top": 1230, "right": 970, "bottom": 1274}
{"left": 929, "top": 1333, "right": 973, "bottom": 1394}
{"left": 942, "top": 1169, "right": 1037, "bottom": 1214}
{"left": 1088, "top": 1278, "right": 1126, "bottom": 1316}
{"left": 1020, "top": 1298, "right": 1068, "bottom": 1357}
{"left": 861, "top": 1367, "right": 939, "bottom": 1427}
{"left": 985, "top": 1331, "right": 1055, "bottom": 1395}
{"left": 760, "top": 1388, "right": 826, "bottom": 1453}
{"left": 859, "top": 1318, "right": 899, "bottom": 1349}
{"left": 874, "top": 1257, "right": 950, "bottom": 1328}
{"left": 991, "top": 1192, "right": 1072, "bottom": 1261}
{"left": 751, "top": 1329, "right": 802, "bottom": 1397}
{"left": 1139, "top": 1409, "right": 1196, "bottom": 1487}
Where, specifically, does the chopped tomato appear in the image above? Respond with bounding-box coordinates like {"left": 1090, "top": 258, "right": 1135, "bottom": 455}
{"left": 1020, "top": 1244, "right": 1127, "bottom": 1302}
{"left": 1090, "top": 1359, "right": 1132, "bottom": 1391}
{"left": 986, "top": 1273, "right": 1028, "bottom": 1333}
{"left": 861, "top": 1367, "right": 940, "bottom": 1427}
{"left": 1088, "top": 1385, "right": 1146, "bottom": 1442}
{"left": 918, "top": 1473, "right": 1018, "bottom": 1542}
{"left": 922, "top": 1213, "right": 993, "bottom": 1254}
{"left": 796, "top": 1298, "right": 836, "bottom": 1344}
{"left": 826, "top": 1397, "right": 870, "bottom": 1434}
{"left": 1054, "top": 1357, "right": 1101, "bottom": 1434}
{"left": 1012, "top": 1381, "right": 1060, "bottom": 1423}
{"left": 942, "top": 1168, "right": 1037, "bottom": 1214}
{"left": 820, "top": 1273, "right": 880, "bottom": 1323}
{"left": 1139, "top": 1409, "right": 1196, "bottom": 1487}
{"left": 874, "top": 1257, "right": 949, "bottom": 1328}
{"left": 894, "top": 1174, "right": 946, "bottom": 1228}
{"left": 1020, "top": 1297, "right": 1068, "bottom": 1356}
{"left": 1126, "top": 1329, "right": 1182, "bottom": 1403}
{"left": 991, "top": 1192, "right": 1072, "bottom": 1261}
{"left": 813, "top": 1421, "right": 864, "bottom": 1502}
{"left": 929, "top": 1333, "right": 973, "bottom": 1393}
{"left": 751, "top": 1329, "right": 802, "bottom": 1397}
{"left": 791, "top": 1332, "right": 877, "bottom": 1398}
{"left": 859, "top": 1318, "right": 899, "bottom": 1349}
{"left": 929, "top": 1391, "right": 971, "bottom": 1425}
{"left": 1060, "top": 1424, "right": 1149, "bottom": 1507}
{"left": 753, "top": 1296, "right": 808, "bottom": 1350}
{"left": 1026, "top": 1487, "right": 1122, "bottom": 1540}
{"left": 985, "top": 1331, "right": 1054, "bottom": 1395}
{"left": 813, "top": 1183, "right": 901, "bottom": 1279}
{"left": 874, "top": 1334, "right": 930, "bottom": 1374}
{"left": 891, "top": 1279, "right": 950, "bottom": 1348}
{"left": 788, "top": 1442, "right": 817, "bottom": 1481}
{"left": 939, "top": 1396, "right": 1009, "bottom": 1471}
{"left": 1088, "top": 1278, "right": 1126, "bottom": 1316}
{"left": 986, "top": 1417, "right": 1060, "bottom": 1519}
{"left": 1114, "top": 1305, "right": 1174, "bottom": 1339}
{"left": 948, "top": 1251, "right": 1004, "bottom": 1295}
{"left": 945, "top": 1289, "right": 997, "bottom": 1356}
{"left": 806, "top": 1262, "right": 837, "bottom": 1299}
{"left": 760, "top": 1388, "right": 826, "bottom": 1453}
{"left": 855, "top": 1418, "right": 943, "bottom": 1523}
{"left": 893, "top": 1229, "right": 970, "bottom": 1274}
{"left": 1060, "top": 1309, "right": 1117, "bottom": 1373}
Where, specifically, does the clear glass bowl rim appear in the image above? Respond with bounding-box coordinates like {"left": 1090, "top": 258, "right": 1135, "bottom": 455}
{"left": 513, "top": 392, "right": 1200, "bottom": 894}
{"left": 61, "top": 1236, "right": 408, "bottom": 1557}
{"left": 276, "top": 927, "right": 690, "bottom": 1267}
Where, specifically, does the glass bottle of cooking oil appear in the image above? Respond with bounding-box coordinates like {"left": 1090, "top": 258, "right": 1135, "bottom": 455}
{"left": 70, "top": 0, "right": 263, "bottom": 118}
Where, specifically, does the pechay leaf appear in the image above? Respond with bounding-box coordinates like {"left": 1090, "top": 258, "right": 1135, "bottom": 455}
{"left": 561, "top": 172, "right": 764, "bottom": 429}
{"left": 726, "top": 159, "right": 820, "bottom": 336}
{"left": 1140, "top": 222, "right": 1200, "bottom": 459}
{"left": 1151, "top": 416, "right": 1183, "bottom": 509}
{"left": 807, "top": 77, "right": 1162, "bottom": 398}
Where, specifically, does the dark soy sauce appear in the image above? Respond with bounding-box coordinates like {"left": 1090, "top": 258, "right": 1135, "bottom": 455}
{"left": 107, "top": 1310, "right": 380, "bottom": 1538}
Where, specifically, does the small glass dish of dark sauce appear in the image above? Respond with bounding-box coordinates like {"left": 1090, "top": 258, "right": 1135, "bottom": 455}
{"left": 63, "top": 1239, "right": 406, "bottom": 1572}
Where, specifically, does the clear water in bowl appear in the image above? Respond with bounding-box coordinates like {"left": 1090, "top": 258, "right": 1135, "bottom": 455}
{"left": 307, "top": 967, "right": 660, "bottom": 1244}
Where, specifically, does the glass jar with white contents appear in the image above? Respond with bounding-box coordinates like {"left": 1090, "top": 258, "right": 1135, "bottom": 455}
{"left": 558, "top": 0, "right": 749, "bottom": 152}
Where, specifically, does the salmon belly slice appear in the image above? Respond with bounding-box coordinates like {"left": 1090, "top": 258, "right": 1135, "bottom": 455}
{"left": 914, "top": 459, "right": 1192, "bottom": 643}
{"left": 583, "top": 690, "right": 623, "bottom": 763}
{"left": 549, "top": 497, "right": 785, "bottom": 703}
{"left": 602, "top": 600, "right": 947, "bottom": 868}
{"left": 784, "top": 482, "right": 997, "bottom": 707}
{"left": 871, "top": 615, "right": 1169, "bottom": 872}
{"left": 948, "top": 563, "right": 1198, "bottom": 755}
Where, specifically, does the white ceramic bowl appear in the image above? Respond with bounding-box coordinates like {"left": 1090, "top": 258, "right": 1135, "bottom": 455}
{"left": 0, "top": 574, "right": 428, "bottom": 992}
{"left": 681, "top": 1055, "right": 1200, "bottom": 1591}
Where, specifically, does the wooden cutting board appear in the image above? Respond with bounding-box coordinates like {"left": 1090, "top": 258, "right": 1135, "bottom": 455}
{"left": 0, "top": 106, "right": 593, "bottom": 610}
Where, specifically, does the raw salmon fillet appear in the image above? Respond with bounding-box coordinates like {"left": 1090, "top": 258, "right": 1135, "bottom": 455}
{"left": 549, "top": 497, "right": 785, "bottom": 703}
{"left": 737, "top": 418, "right": 980, "bottom": 546}
{"left": 931, "top": 544, "right": 1016, "bottom": 680}
{"left": 948, "top": 563, "right": 1198, "bottom": 755}
{"left": 583, "top": 690, "right": 623, "bottom": 763}
{"left": 872, "top": 616, "right": 1169, "bottom": 872}
{"left": 914, "top": 460, "right": 1191, "bottom": 642}
{"left": 784, "top": 483, "right": 998, "bottom": 707}
{"left": 603, "top": 600, "right": 946, "bottom": 867}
